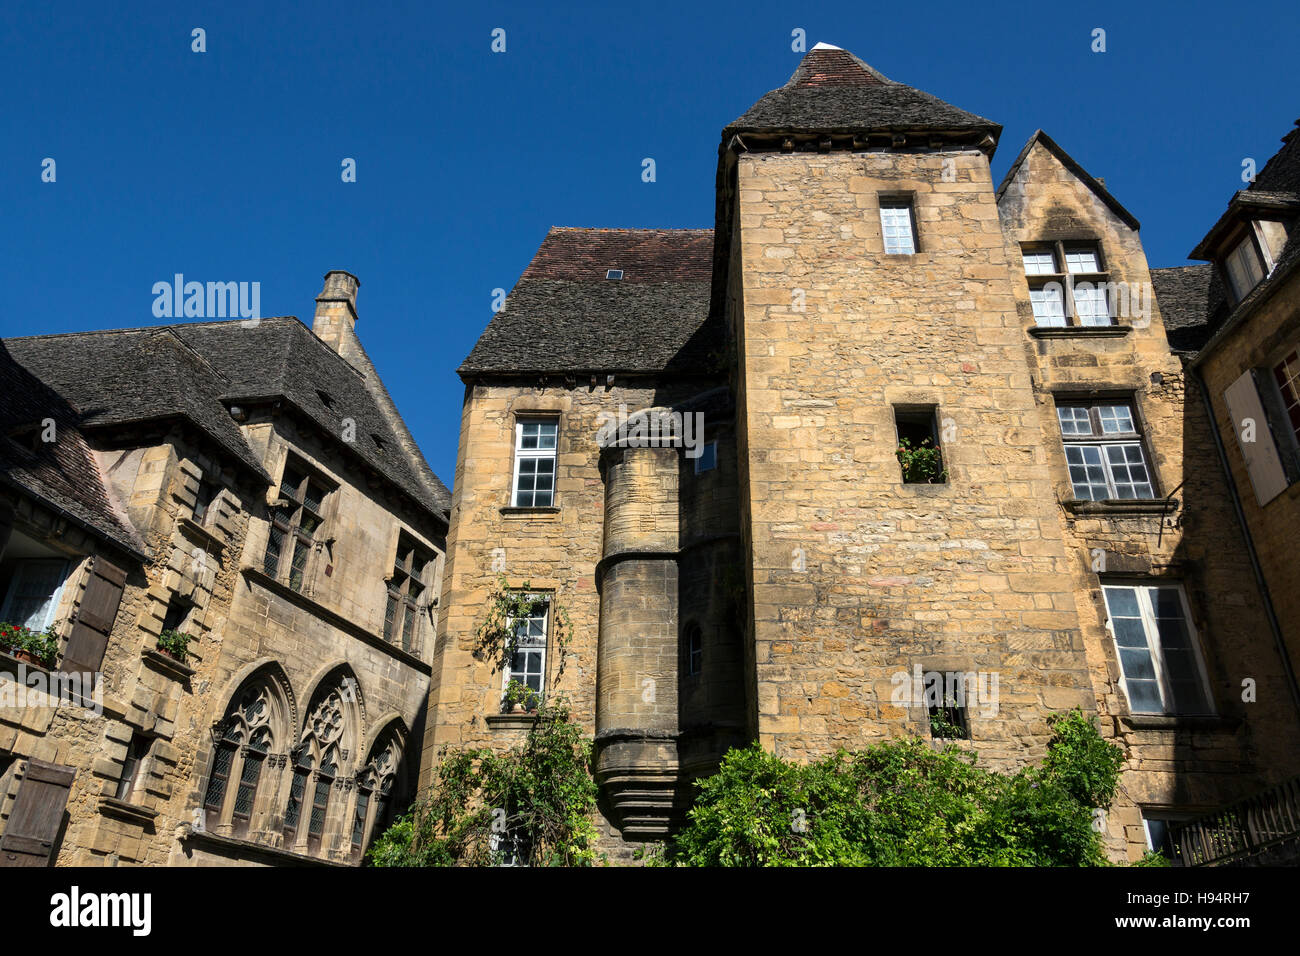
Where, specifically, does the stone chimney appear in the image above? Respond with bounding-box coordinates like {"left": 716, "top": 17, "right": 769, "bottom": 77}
{"left": 313, "top": 270, "right": 360, "bottom": 355}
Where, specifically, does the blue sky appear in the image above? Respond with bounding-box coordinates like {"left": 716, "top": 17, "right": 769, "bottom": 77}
{"left": 2, "top": 0, "right": 1297, "bottom": 487}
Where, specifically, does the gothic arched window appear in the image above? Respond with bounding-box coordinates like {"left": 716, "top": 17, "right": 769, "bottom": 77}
{"left": 203, "top": 673, "right": 289, "bottom": 838}
{"left": 352, "top": 732, "right": 402, "bottom": 859}
{"left": 285, "top": 673, "right": 359, "bottom": 857}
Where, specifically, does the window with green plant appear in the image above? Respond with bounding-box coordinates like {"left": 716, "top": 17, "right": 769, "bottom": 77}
{"left": 474, "top": 576, "right": 572, "bottom": 715}
{"left": 894, "top": 406, "right": 947, "bottom": 484}
{"left": 1, "top": 622, "right": 60, "bottom": 667}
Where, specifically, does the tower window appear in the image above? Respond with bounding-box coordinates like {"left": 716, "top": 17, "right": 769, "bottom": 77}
{"left": 894, "top": 407, "right": 946, "bottom": 484}
{"left": 512, "top": 418, "right": 558, "bottom": 507}
{"left": 879, "top": 199, "right": 916, "bottom": 255}
{"left": 684, "top": 623, "right": 703, "bottom": 677}
{"left": 606, "top": 269, "right": 624, "bottom": 280}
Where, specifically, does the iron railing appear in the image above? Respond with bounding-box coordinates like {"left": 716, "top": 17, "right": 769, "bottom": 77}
{"left": 1168, "top": 775, "right": 1300, "bottom": 866}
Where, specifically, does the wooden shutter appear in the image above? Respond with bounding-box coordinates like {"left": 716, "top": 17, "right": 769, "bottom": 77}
{"left": 60, "top": 555, "right": 127, "bottom": 677}
{"left": 1223, "top": 369, "right": 1289, "bottom": 507}
{"left": 0, "top": 759, "right": 75, "bottom": 866}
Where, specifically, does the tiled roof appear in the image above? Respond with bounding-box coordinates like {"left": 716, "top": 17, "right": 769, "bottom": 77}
{"left": 0, "top": 342, "right": 143, "bottom": 557}
{"left": 460, "top": 228, "right": 720, "bottom": 376}
{"left": 1150, "top": 265, "right": 1214, "bottom": 352}
{"left": 4, "top": 318, "right": 451, "bottom": 520}
{"left": 724, "top": 45, "right": 999, "bottom": 138}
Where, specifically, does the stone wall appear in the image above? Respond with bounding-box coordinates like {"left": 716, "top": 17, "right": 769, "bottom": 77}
{"left": 998, "top": 139, "right": 1300, "bottom": 860}
{"left": 730, "top": 146, "right": 1095, "bottom": 771}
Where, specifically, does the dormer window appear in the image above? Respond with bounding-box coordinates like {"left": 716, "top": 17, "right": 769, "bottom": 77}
{"left": 1224, "top": 234, "right": 1266, "bottom": 302}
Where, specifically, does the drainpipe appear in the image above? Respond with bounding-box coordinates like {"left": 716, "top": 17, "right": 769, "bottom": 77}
{"left": 1194, "top": 367, "right": 1300, "bottom": 723}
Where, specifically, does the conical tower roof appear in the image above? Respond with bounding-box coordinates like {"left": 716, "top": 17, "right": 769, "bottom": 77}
{"left": 724, "top": 42, "right": 999, "bottom": 139}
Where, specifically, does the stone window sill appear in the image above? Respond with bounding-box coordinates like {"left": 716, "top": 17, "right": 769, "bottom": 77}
{"left": 1120, "top": 714, "right": 1240, "bottom": 732}
{"left": 179, "top": 516, "right": 226, "bottom": 551}
{"left": 1028, "top": 325, "right": 1132, "bottom": 339}
{"left": 485, "top": 713, "right": 539, "bottom": 730}
{"left": 98, "top": 795, "right": 159, "bottom": 824}
{"left": 142, "top": 647, "right": 196, "bottom": 680}
{"left": 499, "top": 506, "right": 561, "bottom": 518}
{"left": 1063, "top": 498, "right": 1178, "bottom": 516}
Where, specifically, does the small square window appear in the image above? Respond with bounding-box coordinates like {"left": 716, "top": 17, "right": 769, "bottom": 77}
{"left": 1022, "top": 250, "right": 1056, "bottom": 275}
{"left": 694, "top": 441, "right": 717, "bottom": 474}
{"left": 879, "top": 200, "right": 916, "bottom": 255}
{"left": 1064, "top": 247, "right": 1102, "bottom": 274}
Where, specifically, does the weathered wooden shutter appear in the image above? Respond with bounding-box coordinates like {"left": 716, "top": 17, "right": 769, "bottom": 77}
{"left": 60, "top": 555, "right": 127, "bottom": 677}
{"left": 1223, "top": 369, "right": 1289, "bottom": 507}
{"left": 0, "top": 759, "right": 75, "bottom": 866}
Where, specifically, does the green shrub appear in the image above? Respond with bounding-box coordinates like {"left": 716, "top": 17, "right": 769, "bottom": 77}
{"left": 367, "top": 696, "right": 599, "bottom": 867}
{"left": 157, "top": 628, "right": 193, "bottom": 662}
{"left": 896, "top": 438, "right": 946, "bottom": 483}
{"left": 661, "top": 709, "right": 1123, "bottom": 867}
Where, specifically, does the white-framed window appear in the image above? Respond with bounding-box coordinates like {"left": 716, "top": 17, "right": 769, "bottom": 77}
{"left": 694, "top": 441, "right": 717, "bottom": 474}
{"left": 879, "top": 200, "right": 916, "bottom": 255}
{"left": 502, "top": 594, "right": 548, "bottom": 703}
{"left": 1224, "top": 234, "right": 1266, "bottom": 302}
{"left": 0, "top": 558, "right": 69, "bottom": 631}
{"left": 1021, "top": 241, "right": 1113, "bottom": 327}
{"left": 1056, "top": 400, "right": 1155, "bottom": 500}
{"left": 1103, "top": 583, "right": 1212, "bottom": 716}
{"left": 512, "top": 418, "right": 558, "bottom": 507}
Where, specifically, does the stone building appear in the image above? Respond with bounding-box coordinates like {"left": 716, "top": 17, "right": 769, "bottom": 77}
{"left": 0, "top": 272, "right": 448, "bottom": 866}
{"left": 427, "top": 44, "right": 1300, "bottom": 862}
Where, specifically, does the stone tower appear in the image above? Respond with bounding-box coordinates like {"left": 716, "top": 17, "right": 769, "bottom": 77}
{"left": 716, "top": 44, "right": 1096, "bottom": 763}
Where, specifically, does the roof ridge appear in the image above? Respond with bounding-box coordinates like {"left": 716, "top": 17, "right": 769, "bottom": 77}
{"left": 547, "top": 226, "right": 713, "bottom": 233}
{"left": 3, "top": 315, "right": 300, "bottom": 343}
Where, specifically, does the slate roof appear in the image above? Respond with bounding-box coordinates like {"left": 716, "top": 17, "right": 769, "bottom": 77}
{"left": 0, "top": 342, "right": 144, "bottom": 557}
{"left": 4, "top": 318, "right": 451, "bottom": 521}
{"left": 1150, "top": 265, "right": 1215, "bottom": 352}
{"left": 723, "top": 44, "right": 1000, "bottom": 139}
{"left": 459, "top": 228, "right": 720, "bottom": 377}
